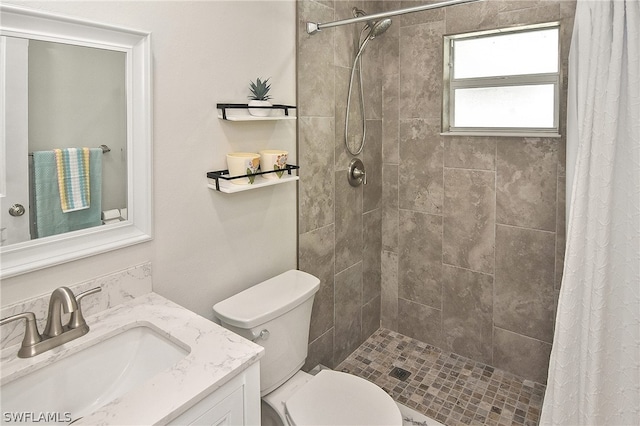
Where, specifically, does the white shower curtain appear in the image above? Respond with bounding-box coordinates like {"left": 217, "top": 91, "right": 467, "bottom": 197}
{"left": 540, "top": 0, "right": 640, "bottom": 425}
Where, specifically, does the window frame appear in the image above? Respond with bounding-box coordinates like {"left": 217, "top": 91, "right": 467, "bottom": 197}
{"left": 442, "top": 22, "right": 561, "bottom": 137}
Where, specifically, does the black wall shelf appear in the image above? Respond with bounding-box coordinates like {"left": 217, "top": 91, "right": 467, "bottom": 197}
{"left": 207, "top": 164, "right": 300, "bottom": 193}
{"left": 216, "top": 103, "right": 297, "bottom": 121}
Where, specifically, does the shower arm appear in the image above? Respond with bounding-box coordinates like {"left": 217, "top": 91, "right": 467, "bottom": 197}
{"left": 306, "top": 0, "right": 482, "bottom": 34}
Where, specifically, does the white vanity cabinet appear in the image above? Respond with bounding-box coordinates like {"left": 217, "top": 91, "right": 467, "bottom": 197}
{"left": 169, "top": 362, "right": 260, "bottom": 425}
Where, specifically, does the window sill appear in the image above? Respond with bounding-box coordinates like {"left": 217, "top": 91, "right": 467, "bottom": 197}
{"left": 441, "top": 131, "right": 561, "bottom": 138}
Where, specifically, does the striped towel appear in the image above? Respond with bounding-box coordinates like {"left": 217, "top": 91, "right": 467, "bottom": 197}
{"left": 54, "top": 147, "right": 91, "bottom": 212}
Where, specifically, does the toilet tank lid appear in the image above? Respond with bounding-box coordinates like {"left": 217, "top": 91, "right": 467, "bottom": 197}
{"left": 213, "top": 270, "right": 320, "bottom": 329}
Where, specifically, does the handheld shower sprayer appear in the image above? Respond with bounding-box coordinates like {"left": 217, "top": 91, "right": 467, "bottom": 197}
{"left": 345, "top": 8, "right": 392, "bottom": 156}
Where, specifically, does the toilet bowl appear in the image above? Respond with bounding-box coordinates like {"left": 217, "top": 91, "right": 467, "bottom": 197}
{"left": 213, "top": 270, "right": 402, "bottom": 426}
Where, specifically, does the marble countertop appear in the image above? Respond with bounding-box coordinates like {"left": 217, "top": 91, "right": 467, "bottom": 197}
{"left": 0, "top": 292, "right": 264, "bottom": 425}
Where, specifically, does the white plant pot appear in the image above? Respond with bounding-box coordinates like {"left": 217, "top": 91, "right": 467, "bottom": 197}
{"left": 248, "top": 100, "right": 272, "bottom": 117}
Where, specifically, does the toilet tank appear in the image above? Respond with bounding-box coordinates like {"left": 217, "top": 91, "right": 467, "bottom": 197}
{"left": 213, "top": 270, "right": 320, "bottom": 395}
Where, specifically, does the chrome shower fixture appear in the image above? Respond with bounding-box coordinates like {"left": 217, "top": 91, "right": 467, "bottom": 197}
{"left": 344, "top": 9, "right": 391, "bottom": 156}
{"left": 351, "top": 7, "right": 392, "bottom": 41}
{"left": 367, "top": 18, "right": 392, "bottom": 40}
{"left": 306, "top": 0, "right": 483, "bottom": 35}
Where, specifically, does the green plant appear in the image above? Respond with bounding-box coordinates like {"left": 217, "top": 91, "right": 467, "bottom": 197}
{"left": 248, "top": 78, "right": 272, "bottom": 101}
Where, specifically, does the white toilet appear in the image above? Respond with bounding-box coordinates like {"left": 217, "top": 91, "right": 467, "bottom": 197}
{"left": 213, "top": 270, "right": 402, "bottom": 426}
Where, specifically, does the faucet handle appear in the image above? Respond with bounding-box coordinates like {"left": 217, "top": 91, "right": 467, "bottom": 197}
{"left": 68, "top": 287, "right": 102, "bottom": 330}
{"left": 0, "top": 312, "right": 42, "bottom": 356}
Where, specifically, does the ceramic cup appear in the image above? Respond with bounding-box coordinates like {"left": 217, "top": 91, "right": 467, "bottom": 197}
{"left": 226, "top": 152, "right": 260, "bottom": 185}
{"left": 259, "top": 150, "right": 288, "bottom": 179}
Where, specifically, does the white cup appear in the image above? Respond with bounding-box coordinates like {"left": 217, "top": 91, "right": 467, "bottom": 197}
{"left": 259, "top": 150, "right": 288, "bottom": 180}
{"left": 226, "top": 152, "right": 260, "bottom": 185}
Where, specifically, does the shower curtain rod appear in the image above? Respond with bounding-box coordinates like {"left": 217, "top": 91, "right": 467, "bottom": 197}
{"left": 306, "top": 0, "right": 483, "bottom": 34}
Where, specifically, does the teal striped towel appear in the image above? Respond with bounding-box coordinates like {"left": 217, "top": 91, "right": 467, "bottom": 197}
{"left": 32, "top": 149, "right": 102, "bottom": 238}
{"left": 55, "top": 147, "right": 91, "bottom": 212}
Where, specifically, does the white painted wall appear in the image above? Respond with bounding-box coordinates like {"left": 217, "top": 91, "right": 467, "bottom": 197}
{"left": 1, "top": 1, "right": 297, "bottom": 319}
{"left": 28, "top": 40, "right": 128, "bottom": 211}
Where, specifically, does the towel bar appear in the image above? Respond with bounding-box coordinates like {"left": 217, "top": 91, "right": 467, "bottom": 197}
{"left": 28, "top": 145, "right": 111, "bottom": 156}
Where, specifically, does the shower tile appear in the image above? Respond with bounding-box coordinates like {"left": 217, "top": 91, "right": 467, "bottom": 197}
{"left": 364, "top": 208, "right": 382, "bottom": 304}
{"left": 493, "top": 327, "right": 552, "bottom": 384}
{"left": 304, "top": 327, "right": 335, "bottom": 371}
{"left": 382, "top": 163, "right": 399, "bottom": 251}
{"left": 397, "top": 0, "right": 444, "bottom": 27}
{"left": 555, "top": 174, "right": 566, "bottom": 290}
{"left": 498, "top": 2, "right": 561, "bottom": 27}
{"left": 362, "top": 295, "right": 382, "bottom": 341}
{"left": 338, "top": 328, "right": 547, "bottom": 426}
{"left": 399, "top": 21, "right": 444, "bottom": 120}
{"left": 445, "top": 0, "right": 501, "bottom": 34}
{"left": 298, "top": 116, "right": 335, "bottom": 234}
{"left": 364, "top": 119, "right": 383, "bottom": 212}
{"left": 382, "top": 73, "right": 399, "bottom": 164}
{"left": 496, "top": 1, "right": 546, "bottom": 13}
{"left": 335, "top": 169, "right": 363, "bottom": 273}
{"left": 381, "top": 10, "right": 399, "bottom": 77}
{"left": 298, "top": 0, "right": 335, "bottom": 118}
{"left": 398, "top": 209, "right": 442, "bottom": 309}
{"left": 444, "top": 137, "right": 496, "bottom": 171}
{"left": 299, "top": 224, "right": 335, "bottom": 342}
{"left": 364, "top": 41, "right": 384, "bottom": 121}
{"left": 398, "top": 298, "right": 442, "bottom": 347}
{"left": 336, "top": 66, "right": 363, "bottom": 169}
{"left": 335, "top": 263, "right": 364, "bottom": 364}
{"left": 494, "top": 225, "right": 556, "bottom": 343}
{"left": 367, "top": 0, "right": 386, "bottom": 16}
{"left": 334, "top": 0, "right": 358, "bottom": 69}
{"left": 442, "top": 265, "right": 493, "bottom": 365}
{"left": 381, "top": 250, "right": 399, "bottom": 329}
{"left": 399, "top": 119, "right": 443, "bottom": 215}
{"left": 561, "top": 0, "right": 578, "bottom": 19}
{"left": 443, "top": 168, "right": 495, "bottom": 274}
{"left": 557, "top": 133, "right": 567, "bottom": 178}
{"left": 382, "top": 0, "right": 401, "bottom": 14}
{"left": 496, "top": 138, "right": 558, "bottom": 232}
{"left": 311, "top": 0, "right": 333, "bottom": 8}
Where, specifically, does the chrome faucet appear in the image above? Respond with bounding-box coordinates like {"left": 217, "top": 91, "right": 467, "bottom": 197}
{"left": 43, "top": 287, "right": 78, "bottom": 338}
{"left": 0, "top": 286, "right": 101, "bottom": 358}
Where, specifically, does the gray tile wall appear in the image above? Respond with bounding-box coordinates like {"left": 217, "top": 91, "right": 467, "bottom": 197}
{"left": 298, "top": 0, "right": 576, "bottom": 384}
{"left": 298, "top": 0, "right": 386, "bottom": 371}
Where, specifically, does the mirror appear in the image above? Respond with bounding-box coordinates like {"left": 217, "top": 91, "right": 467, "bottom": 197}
{"left": 6, "top": 38, "right": 127, "bottom": 242}
{"left": 0, "top": 4, "right": 152, "bottom": 278}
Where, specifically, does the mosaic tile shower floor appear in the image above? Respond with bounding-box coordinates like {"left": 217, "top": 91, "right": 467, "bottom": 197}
{"left": 337, "top": 329, "right": 546, "bottom": 426}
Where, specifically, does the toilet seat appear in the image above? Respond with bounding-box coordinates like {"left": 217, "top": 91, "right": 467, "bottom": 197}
{"left": 284, "top": 370, "right": 402, "bottom": 426}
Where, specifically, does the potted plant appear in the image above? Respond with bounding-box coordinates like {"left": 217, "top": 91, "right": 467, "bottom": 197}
{"left": 248, "top": 77, "right": 272, "bottom": 117}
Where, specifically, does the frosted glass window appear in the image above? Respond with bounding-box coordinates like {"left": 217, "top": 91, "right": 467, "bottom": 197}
{"left": 443, "top": 23, "right": 560, "bottom": 134}
{"left": 454, "top": 85, "right": 555, "bottom": 128}
{"left": 454, "top": 29, "right": 559, "bottom": 79}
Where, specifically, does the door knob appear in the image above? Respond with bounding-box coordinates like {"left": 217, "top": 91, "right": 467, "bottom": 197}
{"left": 9, "top": 204, "right": 26, "bottom": 217}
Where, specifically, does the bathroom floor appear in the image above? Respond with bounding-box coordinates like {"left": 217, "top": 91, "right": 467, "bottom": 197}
{"left": 337, "top": 329, "right": 546, "bottom": 426}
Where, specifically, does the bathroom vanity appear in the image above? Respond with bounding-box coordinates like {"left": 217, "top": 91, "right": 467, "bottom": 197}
{"left": 0, "top": 290, "right": 263, "bottom": 425}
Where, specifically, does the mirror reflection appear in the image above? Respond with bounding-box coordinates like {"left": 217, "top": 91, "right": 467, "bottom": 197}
{"left": 2, "top": 37, "right": 127, "bottom": 246}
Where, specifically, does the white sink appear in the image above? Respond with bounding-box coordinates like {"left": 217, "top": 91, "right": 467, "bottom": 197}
{"left": 1, "top": 326, "right": 190, "bottom": 424}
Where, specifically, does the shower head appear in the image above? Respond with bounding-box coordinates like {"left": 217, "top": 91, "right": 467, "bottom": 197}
{"left": 352, "top": 7, "right": 392, "bottom": 38}
{"left": 367, "top": 18, "right": 392, "bottom": 39}
{"left": 356, "top": 17, "right": 392, "bottom": 55}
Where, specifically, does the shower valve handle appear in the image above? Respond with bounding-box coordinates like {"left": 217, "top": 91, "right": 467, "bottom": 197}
{"left": 353, "top": 167, "right": 367, "bottom": 184}
{"left": 348, "top": 158, "right": 367, "bottom": 187}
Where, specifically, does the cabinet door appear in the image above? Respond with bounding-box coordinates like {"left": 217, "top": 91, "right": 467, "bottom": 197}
{"left": 167, "top": 363, "right": 260, "bottom": 426}
{"left": 189, "top": 386, "right": 244, "bottom": 426}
